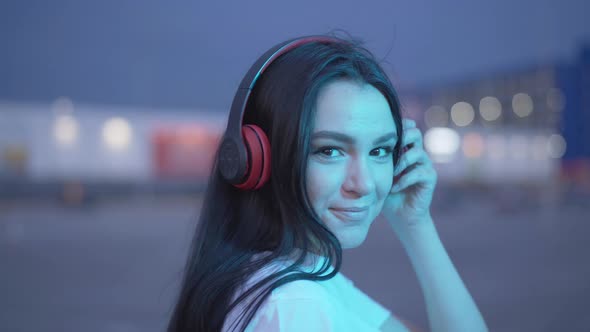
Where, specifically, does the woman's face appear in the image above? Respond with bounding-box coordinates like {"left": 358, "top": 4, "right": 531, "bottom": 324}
{"left": 306, "top": 79, "right": 397, "bottom": 249}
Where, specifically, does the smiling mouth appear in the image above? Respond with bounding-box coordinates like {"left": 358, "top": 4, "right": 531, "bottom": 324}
{"left": 329, "top": 207, "right": 370, "bottom": 222}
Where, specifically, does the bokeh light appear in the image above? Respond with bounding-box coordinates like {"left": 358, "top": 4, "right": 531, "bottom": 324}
{"left": 478, "top": 96, "right": 502, "bottom": 121}
{"left": 512, "top": 93, "right": 534, "bottom": 117}
{"left": 450, "top": 102, "right": 475, "bottom": 127}
{"left": 547, "top": 134, "right": 567, "bottom": 158}
{"left": 424, "top": 105, "right": 449, "bottom": 128}
{"left": 102, "top": 117, "right": 133, "bottom": 151}
{"left": 51, "top": 97, "right": 74, "bottom": 115}
{"left": 531, "top": 135, "right": 549, "bottom": 160}
{"left": 53, "top": 115, "right": 79, "bottom": 148}
{"left": 462, "top": 132, "right": 485, "bottom": 159}
{"left": 424, "top": 127, "right": 460, "bottom": 163}
{"left": 487, "top": 135, "right": 506, "bottom": 160}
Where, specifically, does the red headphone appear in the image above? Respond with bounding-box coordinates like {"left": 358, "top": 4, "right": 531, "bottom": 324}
{"left": 218, "top": 35, "right": 340, "bottom": 190}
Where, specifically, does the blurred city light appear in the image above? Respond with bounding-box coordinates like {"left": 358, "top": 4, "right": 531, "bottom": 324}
{"left": 531, "top": 135, "right": 549, "bottom": 160}
{"left": 152, "top": 124, "right": 221, "bottom": 178}
{"left": 487, "top": 135, "right": 506, "bottom": 160}
{"left": 478, "top": 96, "right": 502, "bottom": 122}
{"left": 462, "top": 132, "right": 485, "bottom": 159}
{"left": 424, "top": 105, "right": 449, "bottom": 128}
{"left": 53, "top": 115, "right": 79, "bottom": 148}
{"left": 547, "top": 134, "right": 567, "bottom": 158}
{"left": 102, "top": 117, "right": 133, "bottom": 151}
{"left": 51, "top": 97, "right": 74, "bottom": 115}
{"left": 450, "top": 101, "right": 475, "bottom": 127}
{"left": 512, "top": 92, "right": 534, "bottom": 117}
{"left": 424, "top": 127, "right": 460, "bottom": 163}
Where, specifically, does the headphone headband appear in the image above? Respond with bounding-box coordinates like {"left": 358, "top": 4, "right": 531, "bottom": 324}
{"left": 219, "top": 35, "right": 340, "bottom": 189}
{"left": 226, "top": 35, "right": 339, "bottom": 135}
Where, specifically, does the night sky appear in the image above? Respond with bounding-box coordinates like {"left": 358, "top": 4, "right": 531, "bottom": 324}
{"left": 1, "top": 0, "right": 589, "bottom": 111}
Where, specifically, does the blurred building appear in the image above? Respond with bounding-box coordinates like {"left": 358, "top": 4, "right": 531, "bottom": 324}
{"left": 1, "top": 44, "right": 589, "bottom": 198}
{"left": 0, "top": 101, "right": 227, "bottom": 198}
{"left": 400, "top": 44, "right": 589, "bottom": 189}
{"left": 560, "top": 45, "right": 590, "bottom": 188}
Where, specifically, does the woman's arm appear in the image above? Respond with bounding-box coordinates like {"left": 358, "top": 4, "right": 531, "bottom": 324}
{"left": 381, "top": 118, "right": 488, "bottom": 331}
{"left": 380, "top": 313, "right": 424, "bottom": 332}
{"left": 396, "top": 216, "right": 488, "bottom": 332}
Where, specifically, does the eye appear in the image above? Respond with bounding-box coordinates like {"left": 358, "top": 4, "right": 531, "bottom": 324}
{"left": 313, "top": 146, "right": 395, "bottom": 159}
{"left": 371, "top": 146, "right": 395, "bottom": 158}
{"left": 314, "top": 146, "right": 343, "bottom": 158}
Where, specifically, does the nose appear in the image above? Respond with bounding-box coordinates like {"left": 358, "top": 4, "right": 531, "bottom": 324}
{"left": 342, "top": 155, "right": 375, "bottom": 196}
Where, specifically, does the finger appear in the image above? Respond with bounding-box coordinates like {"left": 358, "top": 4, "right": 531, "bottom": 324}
{"left": 394, "top": 146, "right": 429, "bottom": 176}
{"left": 402, "top": 118, "right": 416, "bottom": 129}
{"left": 391, "top": 166, "right": 437, "bottom": 193}
{"left": 401, "top": 127, "right": 424, "bottom": 150}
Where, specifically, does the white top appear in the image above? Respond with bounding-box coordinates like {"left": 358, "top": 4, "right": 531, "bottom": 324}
{"left": 222, "top": 250, "right": 394, "bottom": 332}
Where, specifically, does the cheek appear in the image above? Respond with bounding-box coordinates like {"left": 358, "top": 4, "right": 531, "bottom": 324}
{"left": 376, "top": 163, "right": 395, "bottom": 196}
{"left": 305, "top": 163, "right": 341, "bottom": 207}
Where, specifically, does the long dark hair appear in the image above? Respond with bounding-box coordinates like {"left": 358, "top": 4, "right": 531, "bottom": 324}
{"left": 167, "top": 34, "right": 405, "bottom": 332}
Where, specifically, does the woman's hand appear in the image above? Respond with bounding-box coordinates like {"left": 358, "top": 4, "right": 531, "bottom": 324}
{"left": 380, "top": 118, "right": 438, "bottom": 235}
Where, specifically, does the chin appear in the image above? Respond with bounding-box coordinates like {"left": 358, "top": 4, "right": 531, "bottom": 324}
{"left": 339, "top": 234, "right": 368, "bottom": 249}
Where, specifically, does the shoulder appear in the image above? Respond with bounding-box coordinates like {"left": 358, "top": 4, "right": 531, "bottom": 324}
{"left": 247, "top": 290, "right": 341, "bottom": 332}
{"left": 242, "top": 277, "right": 341, "bottom": 331}
{"left": 270, "top": 278, "right": 332, "bottom": 301}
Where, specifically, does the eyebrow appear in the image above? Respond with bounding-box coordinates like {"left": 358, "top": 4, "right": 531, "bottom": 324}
{"left": 311, "top": 131, "right": 398, "bottom": 145}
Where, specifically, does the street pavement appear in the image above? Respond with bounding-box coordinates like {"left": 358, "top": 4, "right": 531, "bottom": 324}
{"left": 0, "top": 184, "right": 589, "bottom": 331}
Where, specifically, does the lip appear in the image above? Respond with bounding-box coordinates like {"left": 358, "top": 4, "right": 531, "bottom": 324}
{"left": 330, "top": 206, "right": 370, "bottom": 222}
{"left": 331, "top": 206, "right": 369, "bottom": 212}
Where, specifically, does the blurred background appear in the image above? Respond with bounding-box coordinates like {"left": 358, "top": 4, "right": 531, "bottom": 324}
{"left": 1, "top": 1, "right": 589, "bottom": 331}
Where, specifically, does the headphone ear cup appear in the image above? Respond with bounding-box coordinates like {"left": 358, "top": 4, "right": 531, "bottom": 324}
{"left": 235, "top": 124, "right": 271, "bottom": 190}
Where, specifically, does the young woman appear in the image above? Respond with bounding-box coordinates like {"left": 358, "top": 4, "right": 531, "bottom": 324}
{"left": 167, "top": 34, "right": 488, "bottom": 332}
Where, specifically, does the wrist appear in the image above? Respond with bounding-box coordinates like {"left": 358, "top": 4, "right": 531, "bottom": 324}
{"left": 389, "top": 214, "right": 438, "bottom": 246}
